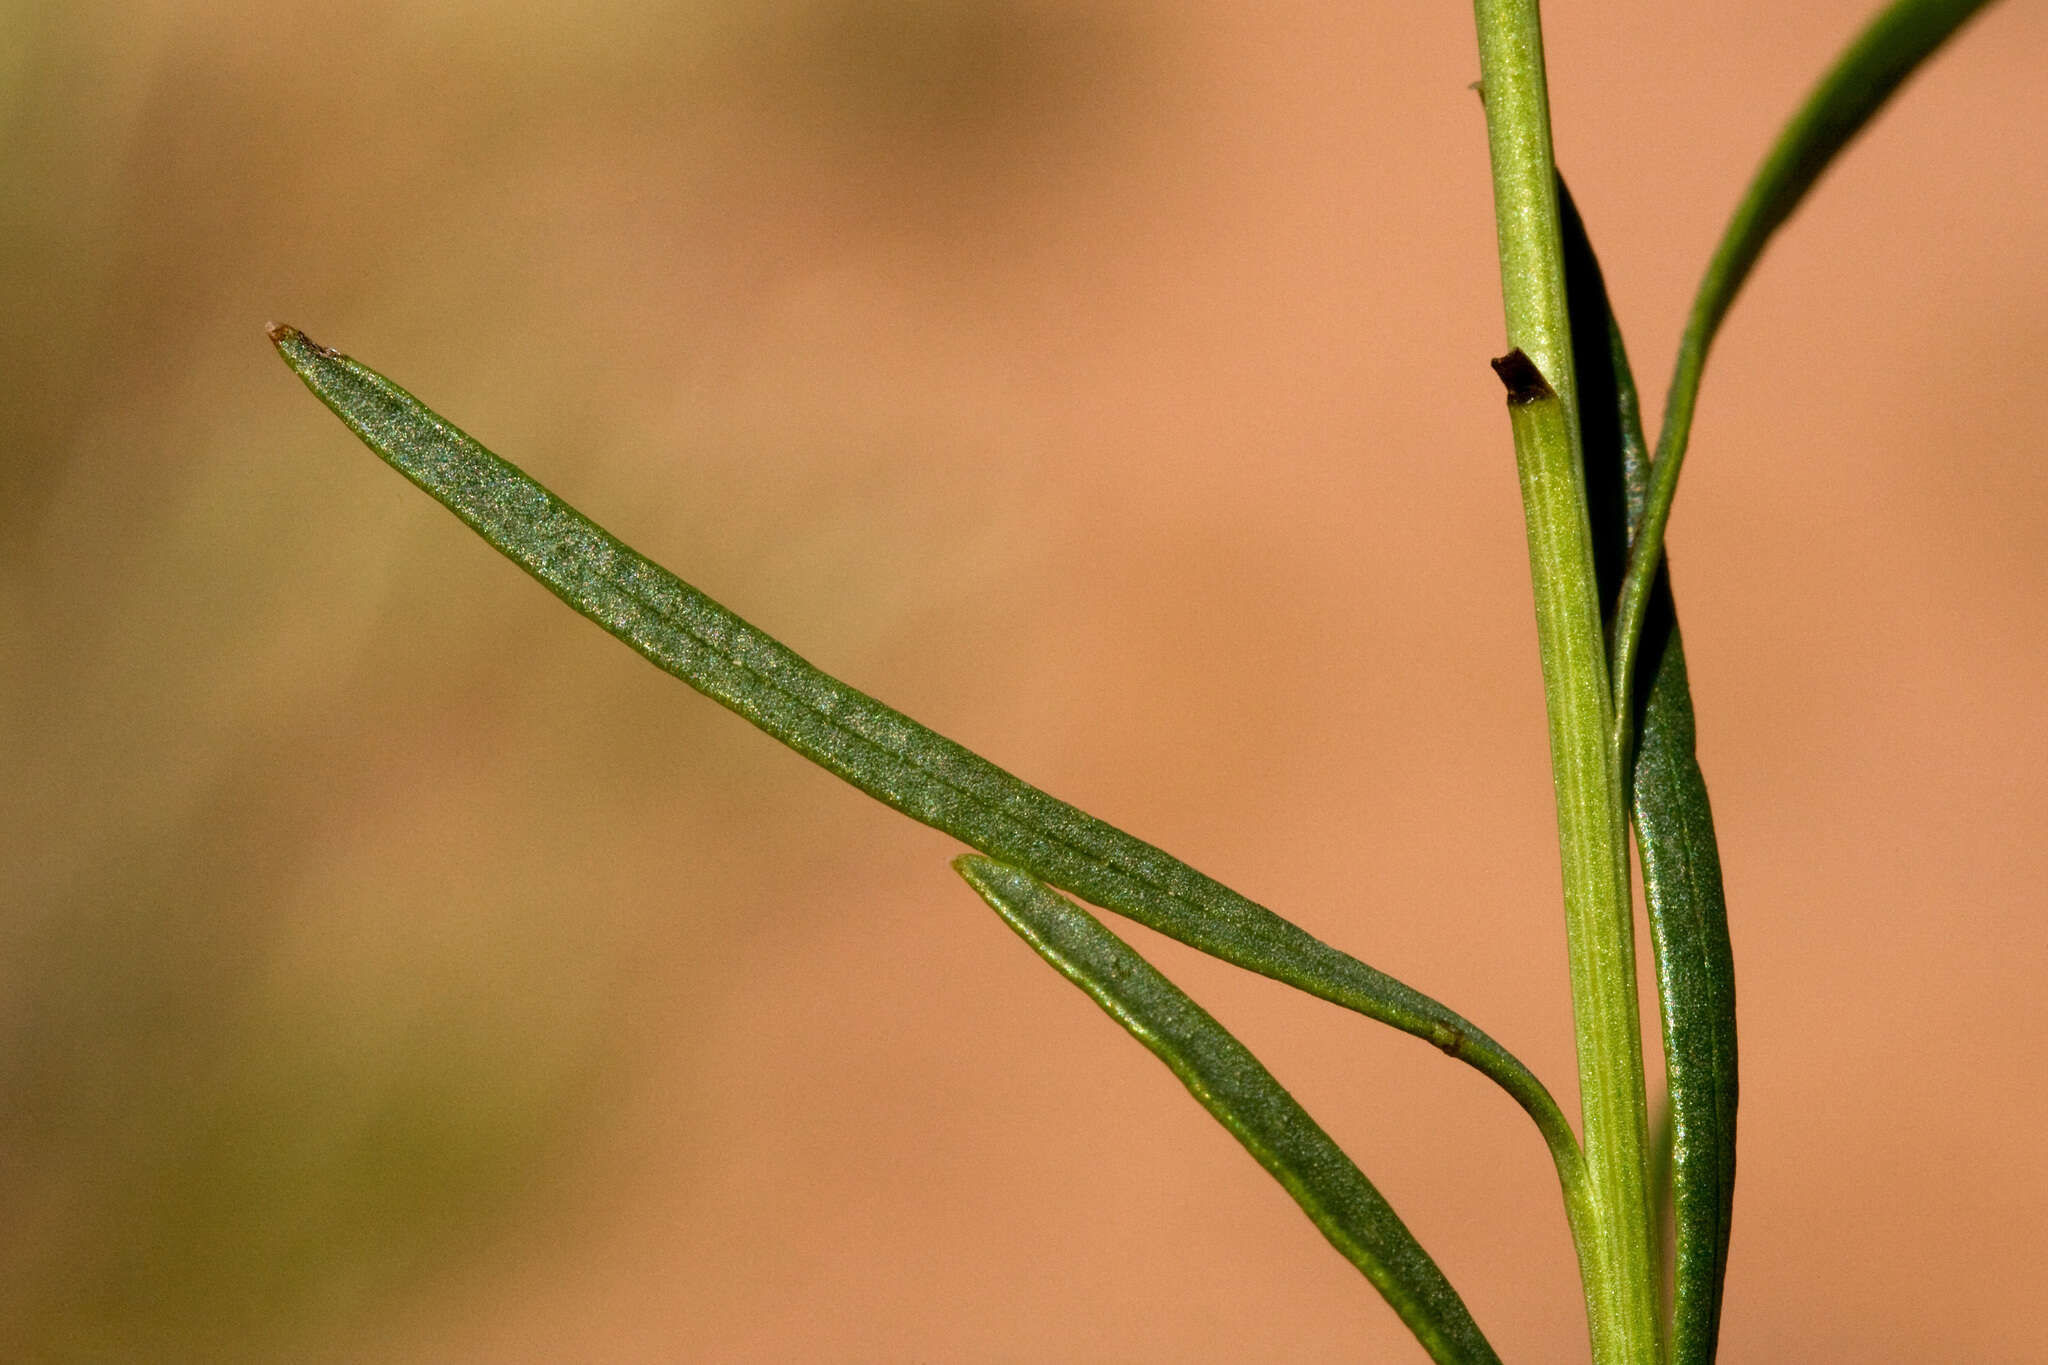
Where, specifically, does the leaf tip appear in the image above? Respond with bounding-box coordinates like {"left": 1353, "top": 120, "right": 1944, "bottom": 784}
{"left": 951, "top": 853, "right": 1001, "bottom": 891}
{"left": 952, "top": 856, "right": 1038, "bottom": 915}
{"left": 268, "top": 322, "right": 340, "bottom": 363}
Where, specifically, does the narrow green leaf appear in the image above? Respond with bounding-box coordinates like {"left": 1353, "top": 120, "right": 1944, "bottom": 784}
{"left": 1627, "top": 618, "right": 1735, "bottom": 1365}
{"left": 268, "top": 325, "right": 1583, "bottom": 1179}
{"left": 1558, "top": 180, "right": 1737, "bottom": 1365}
{"left": 954, "top": 856, "right": 1502, "bottom": 1365}
{"left": 1610, "top": 0, "right": 1998, "bottom": 745}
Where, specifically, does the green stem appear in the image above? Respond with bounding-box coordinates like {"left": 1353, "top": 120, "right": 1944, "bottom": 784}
{"left": 1471, "top": 4, "right": 1659, "bottom": 1362}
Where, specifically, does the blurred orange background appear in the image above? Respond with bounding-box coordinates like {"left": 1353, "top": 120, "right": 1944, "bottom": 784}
{"left": 4, "top": 2, "right": 2044, "bottom": 1359}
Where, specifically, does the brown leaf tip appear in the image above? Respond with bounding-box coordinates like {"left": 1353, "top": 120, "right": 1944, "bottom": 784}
{"left": 267, "top": 322, "right": 339, "bottom": 359}
{"left": 1490, "top": 348, "right": 1554, "bottom": 406}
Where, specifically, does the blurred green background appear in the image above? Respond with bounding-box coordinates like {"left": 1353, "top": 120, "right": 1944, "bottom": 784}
{"left": 4, "top": 2, "right": 2044, "bottom": 1360}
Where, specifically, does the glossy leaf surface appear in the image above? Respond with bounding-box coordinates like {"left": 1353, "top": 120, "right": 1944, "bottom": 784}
{"left": 269, "top": 325, "right": 1579, "bottom": 1170}
{"left": 955, "top": 856, "right": 1502, "bottom": 1365}
{"left": 1559, "top": 181, "right": 1737, "bottom": 1365}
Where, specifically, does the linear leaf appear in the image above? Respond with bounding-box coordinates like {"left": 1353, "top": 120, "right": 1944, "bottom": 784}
{"left": 1558, "top": 180, "right": 1737, "bottom": 1365}
{"left": 954, "top": 856, "right": 1502, "bottom": 1365}
{"left": 1627, "top": 612, "right": 1734, "bottom": 1365}
{"left": 268, "top": 325, "right": 1581, "bottom": 1174}
{"left": 1610, "top": 0, "right": 1998, "bottom": 739}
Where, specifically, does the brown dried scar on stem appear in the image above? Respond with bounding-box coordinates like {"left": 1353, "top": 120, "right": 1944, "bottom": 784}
{"left": 1429, "top": 1020, "right": 1469, "bottom": 1057}
{"left": 1490, "top": 348, "right": 1555, "bottom": 406}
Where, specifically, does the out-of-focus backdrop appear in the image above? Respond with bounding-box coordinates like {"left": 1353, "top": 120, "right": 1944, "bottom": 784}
{"left": 3, "top": 1, "right": 2043, "bottom": 1359}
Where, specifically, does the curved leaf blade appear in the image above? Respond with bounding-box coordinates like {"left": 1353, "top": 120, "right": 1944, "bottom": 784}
{"left": 1611, "top": 0, "right": 1998, "bottom": 742}
{"left": 1559, "top": 180, "right": 1737, "bottom": 1365}
{"left": 267, "top": 325, "right": 1580, "bottom": 1172}
{"left": 955, "top": 856, "right": 1502, "bottom": 1365}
